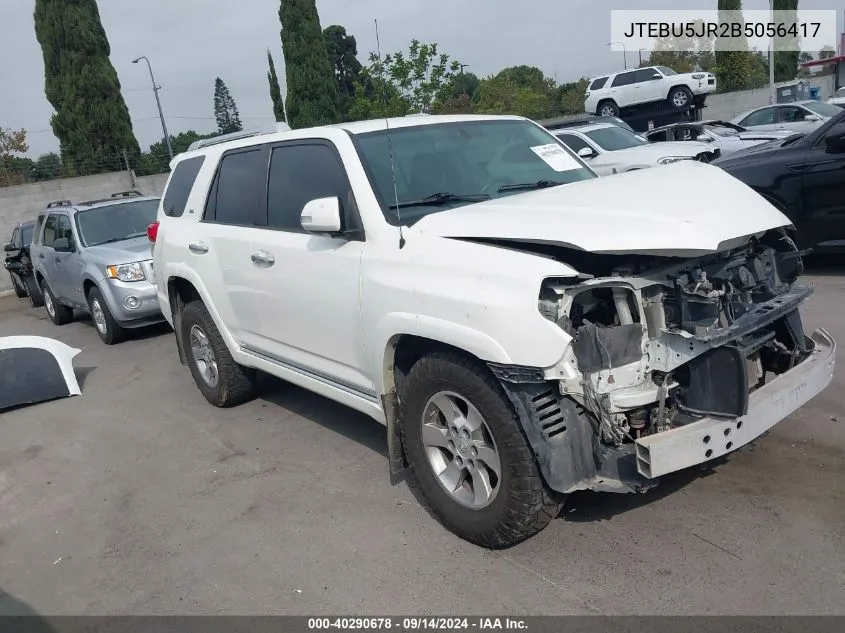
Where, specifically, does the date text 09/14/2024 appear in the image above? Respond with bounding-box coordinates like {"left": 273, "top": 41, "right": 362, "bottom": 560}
{"left": 307, "top": 618, "right": 528, "bottom": 630}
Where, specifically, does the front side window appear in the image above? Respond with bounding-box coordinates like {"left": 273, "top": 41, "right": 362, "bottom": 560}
{"left": 656, "top": 66, "right": 677, "bottom": 76}
{"left": 556, "top": 133, "right": 593, "bottom": 154}
{"left": 634, "top": 69, "right": 659, "bottom": 83}
{"left": 21, "top": 224, "right": 33, "bottom": 245}
{"left": 42, "top": 214, "right": 59, "bottom": 247}
{"left": 205, "top": 149, "right": 267, "bottom": 226}
{"left": 267, "top": 143, "right": 351, "bottom": 232}
{"left": 777, "top": 106, "right": 806, "bottom": 123}
{"left": 742, "top": 108, "right": 776, "bottom": 127}
{"left": 55, "top": 215, "right": 75, "bottom": 249}
{"left": 10, "top": 228, "right": 19, "bottom": 247}
{"left": 354, "top": 120, "right": 595, "bottom": 225}
{"left": 75, "top": 200, "right": 159, "bottom": 247}
{"left": 584, "top": 126, "right": 648, "bottom": 151}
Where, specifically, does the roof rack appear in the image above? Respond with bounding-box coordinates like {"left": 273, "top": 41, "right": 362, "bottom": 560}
{"left": 46, "top": 200, "right": 72, "bottom": 208}
{"left": 111, "top": 190, "right": 143, "bottom": 198}
{"left": 186, "top": 122, "right": 292, "bottom": 152}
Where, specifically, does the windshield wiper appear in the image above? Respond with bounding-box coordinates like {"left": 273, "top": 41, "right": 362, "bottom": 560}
{"left": 389, "top": 192, "right": 490, "bottom": 209}
{"left": 497, "top": 180, "right": 562, "bottom": 193}
{"left": 91, "top": 233, "right": 146, "bottom": 246}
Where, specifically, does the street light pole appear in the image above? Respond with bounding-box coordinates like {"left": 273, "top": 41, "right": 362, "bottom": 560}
{"left": 607, "top": 42, "right": 628, "bottom": 70}
{"left": 768, "top": 1, "right": 776, "bottom": 104}
{"left": 132, "top": 56, "right": 173, "bottom": 161}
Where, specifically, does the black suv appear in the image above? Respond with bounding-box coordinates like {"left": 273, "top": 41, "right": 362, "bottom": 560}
{"left": 4, "top": 220, "right": 44, "bottom": 306}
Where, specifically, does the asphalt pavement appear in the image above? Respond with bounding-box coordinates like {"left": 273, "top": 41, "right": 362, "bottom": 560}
{"left": 0, "top": 266, "right": 843, "bottom": 616}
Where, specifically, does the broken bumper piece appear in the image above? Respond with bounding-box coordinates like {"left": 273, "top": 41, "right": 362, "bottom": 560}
{"left": 0, "top": 336, "right": 82, "bottom": 411}
{"left": 635, "top": 328, "right": 835, "bottom": 479}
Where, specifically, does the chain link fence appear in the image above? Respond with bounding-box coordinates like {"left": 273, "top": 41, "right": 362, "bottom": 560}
{"left": 0, "top": 148, "right": 135, "bottom": 188}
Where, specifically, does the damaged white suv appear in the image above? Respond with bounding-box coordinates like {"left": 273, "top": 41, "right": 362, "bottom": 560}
{"left": 151, "top": 115, "right": 835, "bottom": 548}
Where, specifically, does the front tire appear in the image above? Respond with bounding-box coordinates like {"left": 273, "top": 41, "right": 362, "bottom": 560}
{"left": 669, "top": 86, "right": 693, "bottom": 110}
{"left": 11, "top": 273, "right": 27, "bottom": 298}
{"left": 400, "top": 351, "right": 563, "bottom": 548}
{"left": 87, "top": 286, "right": 126, "bottom": 345}
{"left": 24, "top": 275, "right": 44, "bottom": 307}
{"left": 41, "top": 280, "right": 73, "bottom": 325}
{"left": 180, "top": 300, "right": 257, "bottom": 407}
{"left": 598, "top": 100, "right": 620, "bottom": 117}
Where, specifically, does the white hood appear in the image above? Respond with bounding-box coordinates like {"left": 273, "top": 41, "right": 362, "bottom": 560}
{"left": 607, "top": 140, "right": 714, "bottom": 164}
{"left": 413, "top": 161, "right": 792, "bottom": 257}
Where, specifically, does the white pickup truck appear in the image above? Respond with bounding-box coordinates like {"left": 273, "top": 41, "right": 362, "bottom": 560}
{"left": 150, "top": 115, "right": 834, "bottom": 547}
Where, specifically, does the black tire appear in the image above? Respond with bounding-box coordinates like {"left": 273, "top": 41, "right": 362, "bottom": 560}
{"left": 86, "top": 286, "right": 126, "bottom": 345}
{"left": 180, "top": 300, "right": 256, "bottom": 407}
{"left": 41, "top": 280, "right": 73, "bottom": 325}
{"left": 400, "top": 351, "right": 563, "bottom": 548}
{"left": 24, "top": 275, "right": 44, "bottom": 307}
{"left": 668, "top": 86, "right": 693, "bottom": 110}
{"left": 11, "top": 273, "right": 27, "bottom": 298}
{"left": 597, "top": 100, "right": 619, "bottom": 117}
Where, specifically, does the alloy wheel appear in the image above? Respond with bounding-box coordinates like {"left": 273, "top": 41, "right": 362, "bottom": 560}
{"left": 189, "top": 325, "right": 219, "bottom": 388}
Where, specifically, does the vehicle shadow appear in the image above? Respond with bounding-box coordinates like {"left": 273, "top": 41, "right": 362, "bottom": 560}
{"left": 73, "top": 366, "right": 96, "bottom": 389}
{"left": 77, "top": 316, "right": 173, "bottom": 342}
{"left": 0, "top": 589, "right": 57, "bottom": 632}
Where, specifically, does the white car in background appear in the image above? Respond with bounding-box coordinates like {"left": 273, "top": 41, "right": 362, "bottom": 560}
{"left": 644, "top": 120, "right": 793, "bottom": 156}
{"left": 585, "top": 66, "right": 717, "bottom": 117}
{"left": 552, "top": 123, "right": 718, "bottom": 175}
{"left": 827, "top": 87, "right": 845, "bottom": 107}
{"left": 730, "top": 100, "right": 842, "bottom": 134}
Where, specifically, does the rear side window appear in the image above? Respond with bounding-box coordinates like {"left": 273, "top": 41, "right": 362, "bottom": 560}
{"left": 42, "top": 214, "right": 59, "bottom": 247}
{"left": 204, "top": 149, "right": 267, "bottom": 226}
{"left": 163, "top": 156, "right": 205, "bottom": 217}
{"left": 611, "top": 72, "right": 634, "bottom": 87}
{"left": 590, "top": 77, "right": 608, "bottom": 90}
{"left": 267, "top": 143, "right": 351, "bottom": 232}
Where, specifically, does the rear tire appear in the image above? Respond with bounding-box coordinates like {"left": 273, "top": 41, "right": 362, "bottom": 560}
{"left": 24, "top": 275, "right": 44, "bottom": 307}
{"left": 597, "top": 100, "right": 620, "bottom": 117}
{"left": 180, "top": 300, "right": 257, "bottom": 407}
{"left": 87, "top": 286, "right": 126, "bottom": 345}
{"left": 41, "top": 280, "right": 73, "bottom": 325}
{"left": 11, "top": 274, "right": 27, "bottom": 298}
{"left": 669, "top": 86, "right": 693, "bottom": 110}
{"left": 400, "top": 351, "right": 563, "bottom": 548}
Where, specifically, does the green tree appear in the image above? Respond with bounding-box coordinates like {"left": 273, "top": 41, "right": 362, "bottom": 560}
{"left": 279, "top": 0, "right": 340, "bottom": 128}
{"left": 34, "top": 0, "right": 139, "bottom": 176}
{"left": 773, "top": 0, "right": 799, "bottom": 82}
{"left": 267, "top": 50, "right": 286, "bottom": 123}
{"left": 495, "top": 66, "right": 554, "bottom": 93}
{"left": 32, "top": 152, "right": 62, "bottom": 181}
{"left": 136, "top": 130, "right": 218, "bottom": 175}
{"left": 346, "top": 71, "right": 411, "bottom": 120}
{"left": 475, "top": 75, "right": 556, "bottom": 120}
{"left": 819, "top": 46, "right": 836, "bottom": 60}
{"left": 798, "top": 51, "right": 814, "bottom": 64}
{"left": 213, "top": 77, "right": 243, "bottom": 134}
{"left": 323, "top": 25, "right": 364, "bottom": 120}
{"left": 444, "top": 71, "right": 481, "bottom": 101}
{"left": 641, "top": 19, "right": 716, "bottom": 73}
{"left": 715, "top": 1, "right": 758, "bottom": 92}
{"left": 0, "top": 127, "right": 31, "bottom": 186}
{"left": 558, "top": 78, "right": 590, "bottom": 115}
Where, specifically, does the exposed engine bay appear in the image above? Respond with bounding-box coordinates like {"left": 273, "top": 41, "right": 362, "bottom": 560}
{"left": 536, "top": 229, "right": 812, "bottom": 448}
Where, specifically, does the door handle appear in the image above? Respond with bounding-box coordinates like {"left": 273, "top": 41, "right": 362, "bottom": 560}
{"left": 188, "top": 242, "right": 209, "bottom": 254}
{"left": 787, "top": 163, "right": 810, "bottom": 173}
{"left": 251, "top": 251, "right": 275, "bottom": 266}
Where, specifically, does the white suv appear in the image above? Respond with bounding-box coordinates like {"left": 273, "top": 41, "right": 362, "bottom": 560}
{"left": 151, "top": 115, "right": 834, "bottom": 547}
{"left": 585, "top": 66, "right": 717, "bottom": 117}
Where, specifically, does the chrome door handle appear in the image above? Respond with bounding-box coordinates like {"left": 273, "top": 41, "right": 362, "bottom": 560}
{"left": 251, "top": 251, "right": 275, "bottom": 266}
{"left": 188, "top": 242, "right": 209, "bottom": 254}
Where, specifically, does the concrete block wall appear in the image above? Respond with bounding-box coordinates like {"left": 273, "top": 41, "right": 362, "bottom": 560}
{"left": 705, "top": 74, "right": 836, "bottom": 121}
{"left": 0, "top": 170, "right": 170, "bottom": 292}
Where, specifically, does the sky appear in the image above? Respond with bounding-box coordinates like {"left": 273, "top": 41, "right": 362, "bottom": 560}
{"left": 1, "top": 0, "right": 842, "bottom": 157}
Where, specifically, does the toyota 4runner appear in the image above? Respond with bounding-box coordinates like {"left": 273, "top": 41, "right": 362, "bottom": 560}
{"left": 151, "top": 115, "right": 834, "bottom": 548}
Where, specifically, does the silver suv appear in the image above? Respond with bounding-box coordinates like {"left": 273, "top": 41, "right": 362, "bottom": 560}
{"left": 31, "top": 191, "right": 164, "bottom": 344}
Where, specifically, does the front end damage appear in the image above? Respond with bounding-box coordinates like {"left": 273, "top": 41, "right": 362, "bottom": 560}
{"left": 494, "top": 230, "right": 836, "bottom": 494}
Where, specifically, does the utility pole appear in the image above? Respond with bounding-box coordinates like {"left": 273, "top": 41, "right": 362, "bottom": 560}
{"left": 607, "top": 42, "right": 628, "bottom": 70}
{"left": 769, "top": 0, "right": 776, "bottom": 104}
{"left": 132, "top": 56, "right": 174, "bottom": 161}
{"left": 639, "top": 49, "right": 646, "bottom": 66}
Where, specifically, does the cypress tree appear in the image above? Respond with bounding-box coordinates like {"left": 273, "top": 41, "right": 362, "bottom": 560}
{"left": 34, "top": 0, "right": 140, "bottom": 176}
{"left": 279, "top": 0, "right": 340, "bottom": 128}
{"left": 267, "top": 50, "right": 287, "bottom": 122}
{"left": 715, "top": 0, "right": 755, "bottom": 92}
{"left": 773, "top": 0, "right": 799, "bottom": 82}
{"left": 213, "top": 78, "right": 243, "bottom": 134}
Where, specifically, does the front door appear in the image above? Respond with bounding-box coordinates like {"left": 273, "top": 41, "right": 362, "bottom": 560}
{"left": 52, "top": 215, "right": 85, "bottom": 306}
{"left": 247, "top": 140, "right": 371, "bottom": 396}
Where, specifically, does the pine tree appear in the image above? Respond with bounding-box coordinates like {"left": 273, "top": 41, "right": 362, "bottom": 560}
{"left": 773, "top": 0, "right": 799, "bottom": 82}
{"left": 279, "top": 0, "right": 340, "bottom": 128}
{"left": 267, "top": 50, "right": 287, "bottom": 122}
{"left": 213, "top": 78, "right": 243, "bottom": 134}
{"left": 34, "top": 0, "right": 140, "bottom": 176}
{"left": 715, "top": 0, "right": 756, "bottom": 92}
{"left": 323, "top": 25, "right": 364, "bottom": 120}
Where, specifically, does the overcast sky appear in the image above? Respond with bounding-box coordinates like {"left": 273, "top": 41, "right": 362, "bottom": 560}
{"left": 1, "top": 0, "right": 842, "bottom": 157}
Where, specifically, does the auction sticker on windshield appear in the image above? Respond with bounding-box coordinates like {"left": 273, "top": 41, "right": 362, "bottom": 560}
{"left": 530, "top": 144, "right": 582, "bottom": 172}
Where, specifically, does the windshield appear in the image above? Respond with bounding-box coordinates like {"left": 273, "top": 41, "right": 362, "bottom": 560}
{"left": 804, "top": 101, "right": 842, "bottom": 118}
{"left": 75, "top": 199, "right": 159, "bottom": 247}
{"left": 353, "top": 119, "right": 595, "bottom": 225}
{"left": 20, "top": 224, "right": 34, "bottom": 244}
{"left": 656, "top": 66, "right": 677, "bottom": 76}
{"left": 584, "top": 126, "right": 648, "bottom": 150}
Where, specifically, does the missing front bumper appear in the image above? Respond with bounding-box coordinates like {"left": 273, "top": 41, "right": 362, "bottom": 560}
{"left": 635, "top": 328, "right": 836, "bottom": 479}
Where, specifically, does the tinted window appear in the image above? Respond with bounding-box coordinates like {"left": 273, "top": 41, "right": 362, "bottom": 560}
{"left": 584, "top": 127, "right": 648, "bottom": 150}
{"left": 777, "top": 106, "right": 805, "bottom": 123}
{"left": 10, "top": 228, "right": 18, "bottom": 247}
{"left": 75, "top": 200, "right": 159, "bottom": 247}
{"left": 742, "top": 108, "right": 776, "bottom": 127}
{"left": 590, "top": 77, "right": 608, "bottom": 90}
{"left": 163, "top": 156, "right": 205, "bottom": 217}
{"left": 206, "top": 149, "right": 266, "bottom": 226}
{"left": 267, "top": 144, "right": 350, "bottom": 232}
{"left": 556, "top": 133, "right": 592, "bottom": 153}
{"left": 21, "top": 224, "right": 33, "bottom": 245}
{"left": 646, "top": 130, "right": 668, "bottom": 142}
{"left": 42, "top": 214, "right": 59, "bottom": 247}
{"left": 633, "top": 69, "right": 659, "bottom": 83}
{"left": 611, "top": 72, "right": 635, "bottom": 87}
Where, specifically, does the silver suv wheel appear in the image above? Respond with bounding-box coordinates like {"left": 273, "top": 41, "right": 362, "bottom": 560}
{"left": 189, "top": 324, "right": 219, "bottom": 388}
{"left": 90, "top": 297, "right": 107, "bottom": 334}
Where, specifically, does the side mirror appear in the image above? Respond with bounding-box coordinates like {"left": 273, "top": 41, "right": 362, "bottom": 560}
{"left": 53, "top": 237, "right": 73, "bottom": 253}
{"left": 301, "top": 197, "right": 342, "bottom": 234}
{"left": 696, "top": 134, "right": 712, "bottom": 142}
{"left": 804, "top": 114, "right": 821, "bottom": 122}
{"left": 577, "top": 147, "right": 596, "bottom": 159}
{"left": 3, "top": 243, "right": 17, "bottom": 252}
{"left": 652, "top": 73, "right": 661, "bottom": 80}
